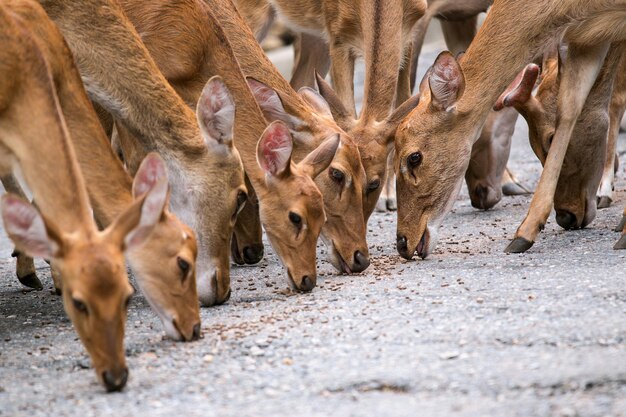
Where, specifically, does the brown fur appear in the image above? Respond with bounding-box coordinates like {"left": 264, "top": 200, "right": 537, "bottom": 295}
{"left": 0, "top": 0, "right": 159, "bottom": 391}
{"left": 395, "top": 0, "right": 626, "bottom": 258}
{"left": 38, "top": 0, "right": 245, "bottom": 307}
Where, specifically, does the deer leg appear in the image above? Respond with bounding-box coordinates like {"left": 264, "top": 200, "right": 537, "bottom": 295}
{"left": 598, "top": 69, "right": 626, "bottom": 209}
{"left": 506, "top": 42, "right": 610, "bottom": 253}
{"left": 290, "top": 33, "right": 330, "bottom": 91}
{"left": 1, "top": 175, "right": 41, "bottom": 290}
{"left": 329, "top": 45, "right": 357, "bottom": 117}
{"left": 376, "top": 150, "right": 397, "bottom": 212}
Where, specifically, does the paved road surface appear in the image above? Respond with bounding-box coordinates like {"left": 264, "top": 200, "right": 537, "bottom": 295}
{"left": 1, "top": 39, "right": 625, "bottom": 417}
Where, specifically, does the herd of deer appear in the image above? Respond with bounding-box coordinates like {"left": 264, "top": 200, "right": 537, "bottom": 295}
{"left": 1, "top": 0, "right": 625, "bottom": 393}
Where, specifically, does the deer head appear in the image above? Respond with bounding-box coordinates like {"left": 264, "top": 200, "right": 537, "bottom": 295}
{"left": 494, "top": 56, "right": 607, "bottom": 230}
{"left": 167, "top": 76, "right": 247, "bottom": 307}
{"left": 255, "top": 121, "right": 339, "bottom": 291}
{"left": 248, "top": 78, "right": 370, "bottom": 274}
{"left": 1, "top": 178, "right": 168, "bottom": 392}
{"left": 394, "top": 51, "right": 472, "bottom": 260}
{"left": 314, "top": 72, "right": 420, "bottom": 221}
{"left": 126, "top": 153, "right": 201, "bottom": 342}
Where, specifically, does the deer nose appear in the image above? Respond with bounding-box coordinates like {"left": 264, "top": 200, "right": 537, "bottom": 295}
{"left": 243, "top": 244, "right": 264, "bottom": 264}
{"left": 352, "top": 251, "right": 370, "bottom": 273}
{"left": 299, "top": 275, "right": 316, "bottom": 292}
{"left": 396, "top": 234, "right": 412, "bottom": 260}
{"left": 211, "top": 272, "right": 231, "bottom": 305}
{"left": 102, "top": 367, "right": 128, "bottom": 392}
{"left": 471, "top": 185, "right": 498, "bottom": 210}
{"left": 555, "top": 210, "right": 578, "bottom": 230}
{"left": 191, "top": 323, "right": 201, "bottom": 341}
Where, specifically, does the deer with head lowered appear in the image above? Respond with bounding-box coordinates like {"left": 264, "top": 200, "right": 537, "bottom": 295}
{"left": 115, "top": 0, "right": 367, "bottom": 282}
{"left": 394, "top": 0, "right": 626, "bottom": 259}
{"left": 38, "top": 0, "right": 246, "bottom": 307}
{"left": 233, "top": 0, "right": 425, "bottom": 219}
{"left": 494, "top": 45, "right": 625, "bottom": 238}
{"left": 0, "top": 0, "right": 176, "bottom": 391}
{"left": 9, "top": 1, "right": 268, "bottom": 342}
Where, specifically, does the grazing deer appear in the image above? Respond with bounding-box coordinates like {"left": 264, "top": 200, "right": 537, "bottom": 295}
{"left": 410, "top": 0, "right": 530, "bottom": 210}
{"left": 394, "top": 0, "right": 626, "bottom": 259}
{"left": 116, "top": 0, "right": 344, "bottom": 287}
{"left": 233, "top": 0, "right": 425, "bottom": 219}
{"left": 7, "top": 0, "right": 204, "bottom": 342}
{"left": 205, "top": 0, "right": 371, "bottom": 273}
{"left": 0, "top": 0, "right": 172, "bottom": 391}
{"left": 38, "top": 0, "right": 246, "bottom": 307}
{"left": 494, "top": 45, "right": 622, "bottom": 235}
{"left": 117, "top": 0, "right": 370, "bottom": 276}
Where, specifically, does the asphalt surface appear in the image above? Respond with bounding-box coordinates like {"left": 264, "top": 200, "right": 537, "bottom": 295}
{"left": 1, "top": 39, "right": 626, "bottom": 417}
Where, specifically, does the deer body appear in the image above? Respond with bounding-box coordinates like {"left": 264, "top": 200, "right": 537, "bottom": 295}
{"left": 0, "top": 0, "right": 172, "bottom": 391}
{"left": 394, "top": 0, "right": 626, "bottom": 259}
{"left": 38, "top": 0, "right": 246, "bottom": 307}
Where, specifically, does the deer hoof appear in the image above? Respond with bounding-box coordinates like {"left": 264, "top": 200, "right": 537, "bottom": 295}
{"left": 505, "top": 237, "right": 534, "bottom": 253}
{"left": 597, "top": 196, "right": 612, "bottom": 209}
{"left": 614, "top": 215, "right": 626, "bottom": 232}
{"left": 17, "top": 272, "right": 43, "bottom": 290}
{"left": 613, "top": 234, "right": 626, "bottom": 250}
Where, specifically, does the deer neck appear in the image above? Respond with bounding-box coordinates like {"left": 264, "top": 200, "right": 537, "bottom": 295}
{"left": 40, "top": 0, "right": 206, "bottom": 159}
{"left": 456, "top": 0, "right": 562, "bottom": 141}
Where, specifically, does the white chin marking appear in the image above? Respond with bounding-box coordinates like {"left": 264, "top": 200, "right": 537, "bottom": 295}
{"left": 197, "top": 271, "right": 217, "bottom": 306}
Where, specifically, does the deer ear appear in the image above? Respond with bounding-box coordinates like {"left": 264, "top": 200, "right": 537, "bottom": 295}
{"left": 132, "top": 152, "right": 168, "bottom": 198}
{"left": 110, "top": 175, "right": 169, "bottom": 251}
{"left": 298, "top": 87, "right": 333, "bottom": 119}
{"left": 247, "top": 78, "right": 301, "bottom": 128}
{"left": 197, "top": 76, "right": 236, "bottom": 148}
{"left": 1, "top": 194, "right": 63, "bottom": 259}
{"left": 315, "top": 72, "right": 353, "bottom": 128}
{"left": 299, "top": 134, "right": 340, "bottom": 179}
{"left": 493, "top": 64, "right": 540, "bottom": 111}
{"left": 257, "top": 121, "right": 293, "bottom": 177}
{"left": 428, "top": 51, "right": 465, "bottom": 112}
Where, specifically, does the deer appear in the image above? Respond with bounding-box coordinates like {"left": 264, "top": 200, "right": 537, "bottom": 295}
{"left": 0, "top": 0, "right": 174, "bottom": 391}
{"left": 207, "top": 0, "right": 374, "bottom": 273}
{"left": 37, "top": 0, "right": 248, "bottom": 307}
{"left": 393, "top": 0, "right": 626, "bottom": 260}
{"left": 115, "top": 0, "right": 371, "bottom": 276}
{"left": 7, "top": 0, "right": 210, "bottom": 343}
{"left": 494, "top": 45, "right": 622, "bottom": 237}
{"left": 408, "top": 0, "right": 532, "bottom": 210}
{"left": 232, "top": 0, "right": 425, "bottom": 220}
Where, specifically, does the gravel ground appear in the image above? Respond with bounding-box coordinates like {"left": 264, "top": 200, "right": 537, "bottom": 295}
{"left": 1, "top": 41, "right": 626, "bottom": 417}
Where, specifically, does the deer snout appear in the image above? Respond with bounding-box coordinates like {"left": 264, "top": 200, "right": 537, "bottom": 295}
{"left": 470, "top": 185, "right": 500, "bottom": 210}
{"left": 555, "top": 210, "right": 578, "bottom": 230}
{"left": 243, "top": 243, "right": 264, "bottom": 264}
{"left": 102, "top": 367, "right": 128, "bottom": 393}
{"left": 396, "top": 234, "right": 413, "bottom": 260}
{"left": 287, "top": 270, "right": 316, "bottom": 292}
{"left": 351, "top": 251, "right": 370, "bottom": 273}
{"left": 211, "top": 271, "right": 231, "bottom": 305}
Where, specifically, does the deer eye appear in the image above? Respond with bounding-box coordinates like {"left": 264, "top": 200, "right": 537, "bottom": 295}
{"left": 289, "top": 211, "right": 302, "bottom": 228}
{"left": 72, "top": 298, "right": 88, "bottom": 314}
{"left": 177, "top": 256, "right": 190, "bottom": 281}
{"left": 367, "top": 178, "right": 380, "bottom": 193}
{"left": 329, "top": 168, "right": 345, "bottom": 184}
{"left": 407, "top": 152, "right": 422, "bottom": 168}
